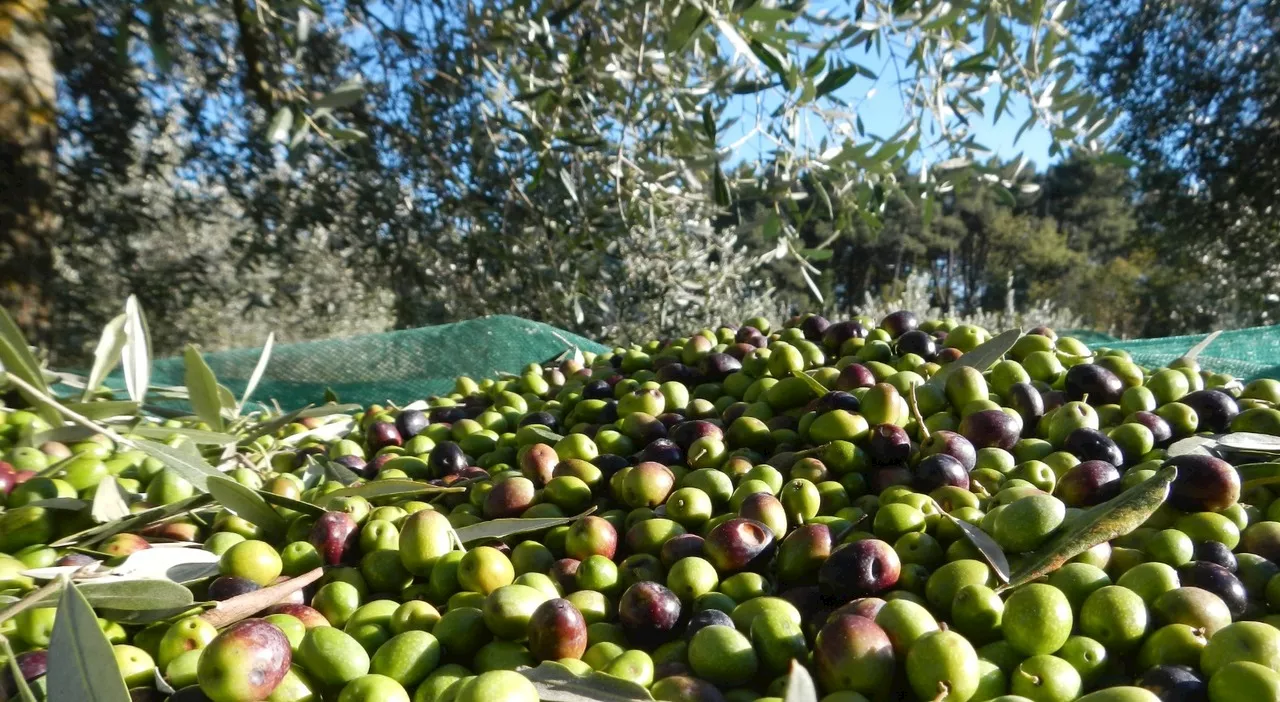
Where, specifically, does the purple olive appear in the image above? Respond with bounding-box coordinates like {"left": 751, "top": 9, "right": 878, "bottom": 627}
{"left": 1193, "top": 541, "right": 1237, "bottom": 572}
{"left": 619, "top": 581, "right": 683, "bottom": 647}
{"left": 428, "top": 406, "right": 467, "bottom": 424}
{"left": 836, "top": 363, "right": 877, "bottom": 390}
{"left": 867, "top": 424, "right": 912, "bottom": 466}
{"left": 636, "top": 438, "right": 683, "bottom": 466}
{"left": 308, "top": 511, "right": 360, "bottom": 566}
{"left": 527, "top": 598, "right": 589, "bottom": 661}
{"left": 427, "top": 441, "right": 469, "bottom": 478}
{"left": 1063, "top": 427, "right": 1125, "bottom": 467}
{"left": 1065, "top": 364, "right": 1124, "bottom": 405}
{"left": 703, "top": 518, "right": 776, "bottom": 574}
{"left": 519, "top": 411, "right": 560, "bottom": 431}
{"left": 959, "top": 409, "right": 1021, "bottom": 450}
{"left": 818, "top": 539, "right": 901, "bottom": 604}
{"left": 912, "top": 453, "right": 970, "bottom": 492}
{"left": 1055, "top": 460, "right": 1122, "bottom": 507}
{"left": 1129, "top": 411, "right": 1174, "bottom": 446}
{"left": 208, "top": 576, "right": 262, "bottom": 601}
{"left": 1165, "top": 455, "right": 1240, "bottom": 512}
{"left": 669, "top": 421, "right": 725, "bottom": 451}
{"left": 895, "top": 330, "right": 937, "bottom": 360}
{"left": 800, "top": 315, "right": 831, "bottom": 341}
{"left": 823, "top": 321, "right": 868, "bottom": 350}
{"left": 879, "top": 311, "right": 919, "bottom": 339}
{"left": 1176, "top": 562, "right": 1248, "bottom": 618}
{"left": 685, "top": 608, "right": 735, "bottom": 642}
{"left": 660, "top": 533, "right": 706, "bottom": 569}
{"left": 814, "top": 391, "right": 861, "bottom": 415}
{"left": 1180, "top": 389, "right": 1240, "bottom": 433}
{"left": 698, "top": 353, "right": 742, "bottom": 382}
{"left": 367, "top": 422, "right": 402, "bottom": 451}
{"left": 1007, "top": 382, "right": 1046, "bottom": 429}
{"left": 918, "top": 430, "right": 977, "bottom": 472}
{"left": 395, "top": 409, "right": 429, "bottom": 439}
{"left": 484, "top": 476, "right": 536, "bottom": 519}
{"left": 656, "top": 362, "right": 703, "bottom": 385}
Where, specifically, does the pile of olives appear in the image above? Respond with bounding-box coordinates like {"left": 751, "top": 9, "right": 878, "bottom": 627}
{"left": 3, "top": 312, "right": 1280, "bottom": 702}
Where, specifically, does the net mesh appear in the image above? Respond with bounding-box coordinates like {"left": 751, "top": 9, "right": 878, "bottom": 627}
{"left": 109, "top": 317, "right": 1278, "bottom": 412}
{"left": 143, "top": 315, "right": 608, "bottom": 410}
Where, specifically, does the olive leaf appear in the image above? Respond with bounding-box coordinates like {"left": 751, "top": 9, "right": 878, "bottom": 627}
{"left": 455, "top": 507, "right": 595, "bottom": 545}
{"left": 939, "top": 511, "right": 1011, "bottom": 584}
{"left": 237, "top": 332, "right": 275, "bottom": 415}
{"left": 52, "top": 494, "right": 213, "bottom": 548}
{"left": 184, "top": 345, "right": 225, "bottom": 432}
{"left": 237, "top": 403, "right": 361, "bottom": 445}
{"left": 320, "top": 457, "right": 362, "bottom": 486}
{"left": 258, "top": 489, "right": 328, "bottom": 517}
{"left": 125, "top": 425, "right": 237, "bottom": 445}
{"left": 106, "top": 547, "right": 220, "bottom": 583}
{"left": 0, "top": 634, "right": 39, "bottom": 702}
{"left": 61, "top": 401, "right": 140, "bottom": 420}
{"left": 90, "top": 478, "right": 132, "bottom": 523}
{"left": 924, "top": 328, "right": 1022, "bottom": 392}
{"left": 522, "top": 425, "right": 565, "bottom": 444}
{"left": 132, "top": 438, "right": 223, "bottom": 492}
{"left": 0, "top": 310, "right": 58, "bottom": 426}
{"left": 783, "top": 659, "right": 819, "bottom": 702}
{"left": 81, "top": 316, "right": 126, "bottom": 402}
{"left": 27, "top": 498, "right": 90, "bottom": 511}
{"left": 1002, "top": 465, "right": 1177, "bottom": 590}
{"left": 1237, "top": 462, "right": 1280, "bottom": 491}
{"left": 518, "top": 661, "right": 655, "bottom": 702}
{"left": 48, "top": 579, "right": 132, "bottom": 702}
{"left": 318, "top": 479, "right": 463, "bottom": 507}
{"left": 1216, "top": 432, "right": 1280, "bottom": 453}
{"left": 29, "top": 578, "right": 196, "bottom": 614}
{"left": 1167, "top": 435, "right": 1218, "bottom": 457}
{"left": 1181, "top": 329, "right": 1222, "bottom": 362}
{"left": 789, "top": 369, "right": 829, "bottom": 398}
{"left": 121, "top": 294, "right": 152, "bottom": 405}
{"left": 206, "top": 476, "right": 287, "bottom": 532}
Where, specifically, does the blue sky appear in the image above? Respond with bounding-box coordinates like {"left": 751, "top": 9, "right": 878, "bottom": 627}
{"left": 716, "top": 15, "right": 1060, "bottom": 172}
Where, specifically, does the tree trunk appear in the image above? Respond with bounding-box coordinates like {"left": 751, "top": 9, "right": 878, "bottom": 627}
{"left": 0, "top": 0, "right": 57, "bottom": 349}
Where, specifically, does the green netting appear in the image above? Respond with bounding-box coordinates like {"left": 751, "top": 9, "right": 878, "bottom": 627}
{"left": 142, "top": 315, "right": 609, "bottom": 411}
{"left": 1063, "top": 325, "right": 1280, "bottom": 382}
{"left": 100, "top": 316, "right": 1279, "bottom": 413}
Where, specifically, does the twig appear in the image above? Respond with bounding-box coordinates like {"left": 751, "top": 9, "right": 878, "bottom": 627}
{"left": 200, "top": 567, "right": 325, "bottom": 629}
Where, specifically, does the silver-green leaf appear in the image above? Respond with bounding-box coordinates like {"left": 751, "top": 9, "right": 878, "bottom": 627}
{"left": 48, "top": 580, "right": 132, "bottom": 702}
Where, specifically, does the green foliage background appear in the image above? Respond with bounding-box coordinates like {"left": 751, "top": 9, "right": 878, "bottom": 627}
{"left": 1, "top": 0, "right": 1275, "bottom": 363}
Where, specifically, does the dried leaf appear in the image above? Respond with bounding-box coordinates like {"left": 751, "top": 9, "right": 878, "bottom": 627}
{"left": 238, "top": 332, "right": 275, "bottom": 414}
{"left": 82, "top": 314, "right": 127, "bottom": 401}
{"left": 122, "top": 295, "right": 152, "bottom": 405}
{"left": 783, "top": 660, "right": 819, "bottom": 702}
{"left": 200, "top": 567, "right": 324, "bottom": 629}
{"left": 1182, "top": 330, "right": 1222, "bottom": 362}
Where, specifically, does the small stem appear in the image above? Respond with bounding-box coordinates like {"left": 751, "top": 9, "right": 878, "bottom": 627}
{"left": 0, "top": 578, "right": 64, "bottom": 626}
{"left": 908, "top": 383, "right": 930, "bottom": 442}
{"left": 200, "top": 567, "right": 325, "bottom": 629}
{"left": 3, "top": 373, "right": 131, "bottom": 446}
{"left": 0, "top": 635, "right": 38, "bottom": 702}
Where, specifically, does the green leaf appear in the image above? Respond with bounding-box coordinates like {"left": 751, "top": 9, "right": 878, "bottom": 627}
{"left": 318, "top": 479, "right": 462, "bottom": 507}
{"left": 132, "top": 438, "right": 222, "bottom": 493}
{"left": 701, "top": 103, "right": 717, "bottom": 142}
{"left": 48, "top": 580, "right": 131, "bottom": 702}
{"left": 1237, "top": 462, "right": 1280, "bottom": 491}
{"left": 27, "top": 498, "right": 90, "bottom": 511}
{"left": 258, "top": 489, "right": 327, "bottom": 518}
{"left": 940, "top": 512, "right": 1010, "bottom": 584}
{"left": 789, "top": 370, "right": 829, "bottom": 398}
{"left": 799, "top": 248, "right": 833, "bottom": 262}
{"left": 313, "top": 79, "right": 363, "bottom": 109}
{"left": 666, "top": 5, "right": 707, "bottom": 52}
{"left": 0, "top": 635, "right": 38, "bottom": 702}
{"left": 90, "top": 478, "right": 131, "bottom": 524}
{"left": 238, "top": 404, "right": 361, "bottom": 445}
{"left": 121, "top": 295, "right": 152, "bottom": 405}
{"left": 713, "top": 164, "right": 731, "bottom": 207}
{"left": 456, "top": 508, "right": 595, "bottom": 545}
{"left": 238, "top": 332, "right": 275, "bottom": 414}
{"left": 1218, "top": 433, "right": 1280, "bottom": 454}
{"left": 518, "top": 661, "right": 654, "bottom": 701}
{"left": 783, "top": 659, "right": 819, "bottom": 702}
{"left": 815, "top": 64, "right": 860, "bottom": 98}
{"left": 82, "top": 314, "right": 127, "bottom": 401}
{"left": 31, "top": 579, "right": 195, "bottom": 613}
{"left": 924, "top": 328, "right": 1021, "bottom": 393}
{"left": 207, "top": 476, "right": 287, "bottom": 533}
{"left": 523, "top": 425, "right": 565, "bottom": 445}
{"left": 126, "top": 425, "right": 237, "bottom": 446}
{"left": 742, "top": 5, "right": 796, "bottom": 23}
{"left": 52, "top": 494, "right": 212, "bottom": 548}
{"left": 1004, "top": 466, "right": 1176, "bottom": 590}
{"left": 183, "top": 345, "right": 224, "bottom": 431}
{"left": 268, "top": 108, "right": 293, "bottom": 143}
{"left": 0, "top": 307, "right": 56, "bottom": 425}
{"left": 61, "top": 401, "right": 140, "bottom": 420}
{"left": 749, "top": 40, "right": 793, "bottom": 90}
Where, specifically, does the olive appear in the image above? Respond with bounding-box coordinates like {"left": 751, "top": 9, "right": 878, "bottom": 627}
{"left": 1055, "top": 460, "right": 1122, "bottom": 508}
{"left": 527, "top": 598, "right": 588, "bottom": 661}
{"left": 1176, "top": 561, "right": 1248, "bottom": 618}
{"left": 637, "top": 439, "right": 683, "bottom": 466}
{"left": 309, "top": 512, "right": 360, "bottom": 566}
{"left": 1007, "top": 382, "right": 1046, "bottom": 429}
{"left": 959, "top": 409, "right": 1021, "bottom": 450}
{"left": 818, "top": 539, "right": 901, "bottom": 604}
{"left": 918, "top": 430, "right": 977, "bottom": 471}
{"left": 669, "top": 421, "right": 724, "bottom": 451}
{"left": 619, "top": 581, "right": 683, "bottom": 647}
{"left": 207, "top": 576, "right": 262, "bottom": 601}
{"left": 836, "top": 363, "right": 877, "bottom": 390}
{"left": 824, "top": 321, "right": 869, "bottom": 350}
{"left": 1129, "top": 410, "right": 1175, "bottom": 446}
{"left": 1193, "top": 541, "right": 1238, "bottom": 572}
{"left": 702, "top": 518, "right": 776, "bottom": 574}
{"left": 867, "top": 424, "right": 912, "bottom": 466}
{"left": 800, "top": 314, "right": 831, "bottom": 341}
{"left": 879, "top": 310, "right": 919, "bottom": 338}
{"left": 1164, "top": 455, "right": 1240, "bottom": 513}
{"left": 427, "top": 441, "right": 469, "bottom": 478}
{"left": 1063, "top": 428, "right": 1125, "bottom": 467}
{"left": 1065, "top": 363, "right": 1124, "bottom": 405}
{"left": 813, "top": 391, "right": 861, "bottom": 415}
{"left": 912, "top": 453, "right": 969, "bottom": 493}
{"left": 895, "top": 330, "right": 937, "bottom": 361}
{"left": 1180, "top": 389, "right": 1240, "bottom": 433}
{"left": 1137, "top": 664, "right": 1206, "bottom": 701}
